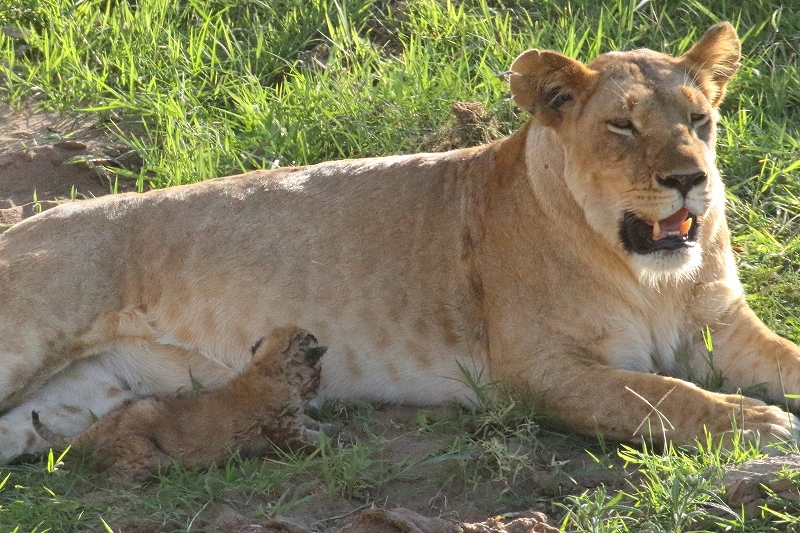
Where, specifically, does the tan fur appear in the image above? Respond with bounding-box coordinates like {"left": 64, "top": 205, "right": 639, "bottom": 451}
{"left": 32, "top": 327, "right": 325, "bottom": 483}
{"left": 1, "top": 23, "right": 800, "bottom": 459}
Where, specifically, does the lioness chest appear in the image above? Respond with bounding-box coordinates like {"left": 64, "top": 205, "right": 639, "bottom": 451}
{"left": 584, "top": 288, "right": 697, "bottom": 375}
{"left": 482, "top": 238, "right": 700, "bottom": 385}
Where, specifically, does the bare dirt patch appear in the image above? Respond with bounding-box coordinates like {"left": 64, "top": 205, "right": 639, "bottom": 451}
{"left": 0, "top": 104, "right": 138, "bottom": 229}
{"left": 718, "top": 453, "right": 800, "bottom": 519}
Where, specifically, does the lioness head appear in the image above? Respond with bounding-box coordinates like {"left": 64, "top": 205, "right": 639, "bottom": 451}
{"left": 510, "top": 23, "right": 741, "bottom": 285}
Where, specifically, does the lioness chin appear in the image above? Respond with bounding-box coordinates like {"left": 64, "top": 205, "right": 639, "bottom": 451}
{"left": 0, "top": 22, "right": 798, "bottom": 462}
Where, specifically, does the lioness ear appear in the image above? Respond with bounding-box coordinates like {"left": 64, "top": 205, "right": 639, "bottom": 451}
{"left": 509, "top": 49, "right": 594, "bottom": 127}
{"left": 680, "top": 22, "right": 741, "bottom": 107}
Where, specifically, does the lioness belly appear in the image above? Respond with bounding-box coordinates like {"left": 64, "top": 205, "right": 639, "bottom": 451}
{"left": 134, "top": 245, "right": 481, "bottom": 405}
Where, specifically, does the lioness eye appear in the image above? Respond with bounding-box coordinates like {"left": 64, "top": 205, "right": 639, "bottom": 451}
{"left": 607, "top": 119, "right": 637, "bottom": 136}
{"left": 691, "top": 113, "right": 710, "bottom": 128}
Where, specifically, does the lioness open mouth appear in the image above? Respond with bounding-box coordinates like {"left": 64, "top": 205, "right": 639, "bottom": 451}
{"left": 619, "top": 207, "right": 698, "bottom": 254}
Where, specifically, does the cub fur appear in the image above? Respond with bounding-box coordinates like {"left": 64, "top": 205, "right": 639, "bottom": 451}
{"left": 31, "top": 326, "right": 325, "bottom": 483}
{"left": 1, "top": 22, "right": 800, "bottom": 460}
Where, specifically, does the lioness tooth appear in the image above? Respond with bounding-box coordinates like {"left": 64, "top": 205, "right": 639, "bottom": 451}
{"left": 679, "top": 218, "right": 692, "bottom": 236}
{"left": 652, "top": 220, "right": 661, "bottom": 240}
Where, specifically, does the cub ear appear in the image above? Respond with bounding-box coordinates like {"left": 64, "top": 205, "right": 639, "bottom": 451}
{"left": 680, "top": 22, "right": 741, "bottom": 107}
{"left": 509, "top": 49, "right": 595, "bottom": 127}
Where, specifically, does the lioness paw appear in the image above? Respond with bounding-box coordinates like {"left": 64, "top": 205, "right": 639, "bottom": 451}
{"left": 737, "top": 405, "right": 800, "bottom": 453}
{"left": 702, "top": 398, "right": 800, "bottom": 454}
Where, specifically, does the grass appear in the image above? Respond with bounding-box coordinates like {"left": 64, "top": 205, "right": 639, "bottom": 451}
{"left": 563, "top": 440, "right": 756, "bottom": 532}
{"left": 1, "top": 0, "right": 800, "bottom": 531}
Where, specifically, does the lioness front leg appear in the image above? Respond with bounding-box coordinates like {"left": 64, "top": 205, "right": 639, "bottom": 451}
{"left": 702, "top": 299, "right": 800, "bottom": 409}
{"left": 506, "top": 356, "right": 799, "bottom": 447}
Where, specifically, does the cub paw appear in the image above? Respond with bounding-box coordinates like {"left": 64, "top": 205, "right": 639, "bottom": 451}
{"left": 251, "top": 326, "right": 326, "bottom": 400}
{"left": 284, "top": 330, "right": 326, "bottom": 401}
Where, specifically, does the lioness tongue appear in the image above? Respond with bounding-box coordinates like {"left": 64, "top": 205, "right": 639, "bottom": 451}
{"left": 652, "top": 208, "right": 691, "bottom": 241}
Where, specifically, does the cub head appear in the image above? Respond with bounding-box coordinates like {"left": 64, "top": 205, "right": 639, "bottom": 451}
{"left": 510, "top": 23, "right": 741, "bottom": 285}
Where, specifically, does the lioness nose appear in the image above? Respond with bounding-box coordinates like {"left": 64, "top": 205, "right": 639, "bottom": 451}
{"left": 658, "top": 171, "right": 706, "bottom": 198}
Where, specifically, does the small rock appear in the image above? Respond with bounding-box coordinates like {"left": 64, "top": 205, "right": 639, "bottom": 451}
{"left": 718, "top": 453, "right": 800, "bottom": 518}
{"left": 1, "top": 26, "right": 25, "bottom": 39}
{"left": 461, "top": 511, "right": 563, "bottom": 533}
{"left": 54, "top": 140, "right": 88, "bottom": 150}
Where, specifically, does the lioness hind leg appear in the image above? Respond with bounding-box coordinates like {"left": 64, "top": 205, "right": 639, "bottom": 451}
{"left": 0, "top": 357, "right": 138, "bottom": 463}
{"left": 0, "top": 338, "right": 240, "bottom": 463}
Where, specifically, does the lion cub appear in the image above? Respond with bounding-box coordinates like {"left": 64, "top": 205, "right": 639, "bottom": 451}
{"left": 32, "top": 326, "right": 326, "bottom": 483}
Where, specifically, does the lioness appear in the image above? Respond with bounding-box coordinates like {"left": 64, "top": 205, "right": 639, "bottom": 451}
{"left": 0, "top": 22, "right": 799, "bottom": 462}
{"left": 31, "top": 326, "right": 325, "bottom": 482}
